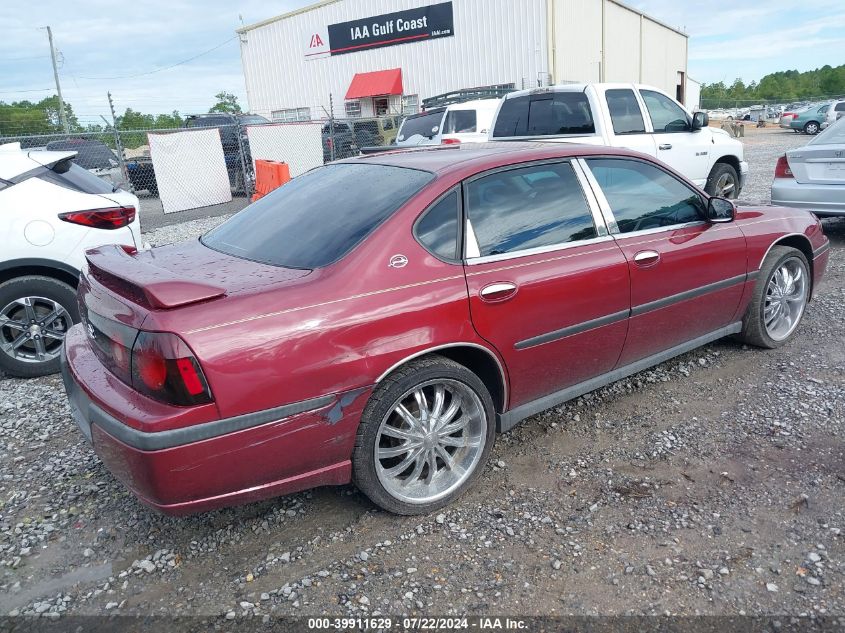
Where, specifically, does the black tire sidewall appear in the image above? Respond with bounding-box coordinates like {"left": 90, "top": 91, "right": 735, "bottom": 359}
{"left": 0, "top": 276, "right": 79, "bottom": 377}
{"left": 705, "top": 163, "right": 739, "bottom": 199}
{"left": 353, "top": 358, "right": 496, "bottom": 515}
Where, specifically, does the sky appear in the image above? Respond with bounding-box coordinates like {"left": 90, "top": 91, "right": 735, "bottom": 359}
{"left": 2, "top": 0, "right": 844, "bottom": 125}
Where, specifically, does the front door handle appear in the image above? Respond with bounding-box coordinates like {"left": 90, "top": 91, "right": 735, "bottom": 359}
{"left": 658, "top": 143, "right": 673, "bottom": 150}
{"left": 633, "top": 250, "right": 660, "bottom": 267}
{"left": 480, "top": 282, "right": 518, "bottom": 303}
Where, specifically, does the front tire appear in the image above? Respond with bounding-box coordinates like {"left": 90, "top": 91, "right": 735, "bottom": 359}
{"left": 353, "top": 356, "right": 496, "bottom": 515}
{"left": 803, "top": 121, "right": 820, "bottom": 135}
{"left": 738, "top": 246, "right": 810, "bottom": 349}
{"left": 0, "top": 276, "right": 78, "bottom": 378}
{"left": 704, "top": 163, "right": 740, "bottom": 199}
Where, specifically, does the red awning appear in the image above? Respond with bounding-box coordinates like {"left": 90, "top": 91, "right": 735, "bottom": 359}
{"left": 345, "top": 69, "right": 403, "bottom": 100}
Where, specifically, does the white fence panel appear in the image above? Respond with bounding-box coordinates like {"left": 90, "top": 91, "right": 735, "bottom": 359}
{"left": 246, "top": 123, "right": 323, "bottom": 178}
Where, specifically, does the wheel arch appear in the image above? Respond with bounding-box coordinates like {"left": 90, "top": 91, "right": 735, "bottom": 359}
{"left": 757, "top": 234, "right": 815, "bottom": 295}
{"left": 0, "top": 259, "right": 81, "bottom": 289}
{"left": 711, "top": 153, "right": 741, "bottom": 177}
{"left": 375, "top": 343, "right": 508, "bottom": 413}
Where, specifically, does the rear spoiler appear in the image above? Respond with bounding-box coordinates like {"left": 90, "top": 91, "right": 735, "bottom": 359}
{"left": 85, "top": 245, "right": 225, "bottom": 309}
{"left": 358, "top": 146, "right": 393, "bottom": 155}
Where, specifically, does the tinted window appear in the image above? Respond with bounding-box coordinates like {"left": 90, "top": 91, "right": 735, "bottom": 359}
{"left": 836, "top": 102, "right": 845, "bottom": 112}
{"left": 45, "top": 141, "right": 118, "bottom": 170}
{"left": 585, "top": 158, "right": 704, "bottom": 233}
{"left": 38, "top": 160, "right": 115, "bottom": 194}
{"left": 202, "top": 164, "right": 433, "bottom": 269}
{"left": 186, "top": 116, "right": 229, "bottom": 128}
{"left": 416, "top": 191, "right": 459, "bottom": 260}
{"left": 383, "top": 118, "right": 393, "bottom": 130}
{"left": 354, "top": 121, "right": 379, "bottom": 135}
{"left": 640, "top": 90, "right": 690, "bottom": 132}
{"left": 492, "top": 92, "right": 595, "bottom": 137}
{"left": 443, "top": 110, "right": 477, "bottom": 134}
{"left": 466, "top": 162, "right": 596, "bottom": 257}
{"left": 238, "top": 115, "right": 270, "bottom": 125}
{"left": 605, "top": 89, "right": 646, "bottom": 134}
{"left": 398, "top": 110, "right": 445, "bottom": 141}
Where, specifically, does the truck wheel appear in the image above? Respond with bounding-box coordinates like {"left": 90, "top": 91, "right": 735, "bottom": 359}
{"left": 353, "top": 356, "right": 496, "bottom": 515}
{"left": 0, "top": 276, "right": 78, "bottom": 378}
{"left": 704, "top": 163, "right": 739, "bottom": 199}
{"left": 803, "top": 121, "right": 820, "bottom": 135}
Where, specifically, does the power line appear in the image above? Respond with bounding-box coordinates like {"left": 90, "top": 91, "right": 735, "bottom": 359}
{"left": 74, "top": 36, "right": 238, "bottom": 81}
{"left": 0, "top": 88, "right": 54, "bottom": 94}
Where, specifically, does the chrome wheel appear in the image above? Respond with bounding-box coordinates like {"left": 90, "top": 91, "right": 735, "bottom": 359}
{"left": 763, "top": 257, "right": 808, "bottom": 341}
{"left": 375, "top": 379, "right": 487, "bottom": 505}
{"left": 715, "top": 171, "right": 736, "bottom": 197}
{"left": 0, "top": 296, "right": 72, "bottom": 364}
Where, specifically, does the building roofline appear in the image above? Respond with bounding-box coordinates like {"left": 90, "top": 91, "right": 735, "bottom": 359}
{"left": 237, "top": 0, "right": 688, "bottom": 38}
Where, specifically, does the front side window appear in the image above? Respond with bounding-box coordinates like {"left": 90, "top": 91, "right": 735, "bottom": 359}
{"left": 585, "top": 158, "right": 704, "bottom": 233}
{"left": 639, "top": 90, "right": 690, "bottom": 133}
{"left": 605, "top": 89, "right": 646, "bottom": 135}
{"left": 443, "top": 110, "right": 477, "bottom": 134}
{"left": 492, "top": 92, "right": 595, "bottom": 137}
{"left": 415, "top": 190, "right": 459, "bottom": 260}
{"left": 202, "top": 164, "right": 433, "bottom": 269}
{"left": 465, "top": 162, "right": 597, "bottom": 257}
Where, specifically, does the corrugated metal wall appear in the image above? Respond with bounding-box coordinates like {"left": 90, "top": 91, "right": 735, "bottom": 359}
{"left": 549, "top": 0, "right": 602, "bottom": 83}
{"left": 640, "top": 17, "right": 687, "bottom": 98}
{"left": 603, "top": 2, "right": 641, "bottom": 83}
{"left": 239, "top": 0, "right": 547, "bottom": 119}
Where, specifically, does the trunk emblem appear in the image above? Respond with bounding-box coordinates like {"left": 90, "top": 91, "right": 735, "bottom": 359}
{"left": 388, "top": 254, "right": 408, "bottom": 269}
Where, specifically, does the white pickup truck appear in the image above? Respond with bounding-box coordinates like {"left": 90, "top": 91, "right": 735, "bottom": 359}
{"left": 489, "top": 83, "right": 748, "bottom": 198}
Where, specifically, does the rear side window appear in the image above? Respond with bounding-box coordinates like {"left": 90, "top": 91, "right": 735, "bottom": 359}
{"left": 202, "top": 164, "right": 434, "bottom": 269}
{"left": 415, "top": 190, "right": 460, "bottom": 260}
{"left": 605, "top": 89, "right": 646, "bottom": 134}
{"left": 443, "top": 110, "right": 477, "bottom": 134}
{"left": 398, "top": 110, "right": 445, "bottom": 142}
{"left": 466, "top": 162, "right": 596, "bottom": 257}
{"left": 585, "top": 158, "right": 704, "bottom": 233}
{"left": 492, "top": 92, "right": 595, "bottom": 137}
{"left": 836, "top": 103, "right": 845, "bottom": 112}
{"left": 639, "top": 90, "right": 690, "bottom": 133}
{"left": 38, "top": 160, "right": 115, "bottom": 194}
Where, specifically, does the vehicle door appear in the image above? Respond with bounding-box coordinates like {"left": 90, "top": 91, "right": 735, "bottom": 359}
{"left": 599, "top": 87, "right": 658, "bottom": 158}
{"left": 638, "top": 88, "right": 711, "bottom": 185}
{"left": 580, "top": 156, "right": 747, "bottom": 367}
{"left": 462, "top": 160, "right": 630, "bottom": 409}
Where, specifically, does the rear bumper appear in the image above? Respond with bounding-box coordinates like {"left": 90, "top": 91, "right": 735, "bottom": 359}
{"left": 61, "top": 325, "right": 368, "bottom": 515}
{"left": 771, "top": 179, "right": 845, "bottom": 216}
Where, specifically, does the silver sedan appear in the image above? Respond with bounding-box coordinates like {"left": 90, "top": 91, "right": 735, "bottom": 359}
{"left": 772, "top": 116, "right": 845, "bottom": 216}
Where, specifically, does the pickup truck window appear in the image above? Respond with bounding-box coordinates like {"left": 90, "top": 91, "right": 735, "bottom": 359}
{"left": 605, "top": 89, "right": 646, "bottom": 135}
{"left": 639, "top": 90, "right": 691, "bottom": 133}
{"left": 492, "top": 93, "right": 595, "bottom": 137}
{"left": 585, "top": 158, "right": 704, "bottom": 233}
{"left": 465, "top": 162, "right": 596, "bottom": 257}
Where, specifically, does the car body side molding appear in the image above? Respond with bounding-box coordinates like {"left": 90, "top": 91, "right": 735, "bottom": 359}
{"left": 497, "top": 322, "right": 743, "bottom": 433}
{"left": 630, "top": 274, "right": 747, "bottom": 317}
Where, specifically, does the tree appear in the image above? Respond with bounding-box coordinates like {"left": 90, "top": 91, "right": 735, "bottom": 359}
{"left": 0, "top": 95, "right": 79, "bottom": 137}
{"left": 209, "top": 91, "right": 242, "bottom": 113}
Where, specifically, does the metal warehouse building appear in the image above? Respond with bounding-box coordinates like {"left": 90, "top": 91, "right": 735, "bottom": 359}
{"left": 237, "top": 0, "right": 690, "bottom": 122}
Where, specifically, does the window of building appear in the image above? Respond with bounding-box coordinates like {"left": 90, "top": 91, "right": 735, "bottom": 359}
{"left": 415, "top": 190, "right": 460, "bottom": 261}
{"left": 639, "top": 90, "right": 690, "bottom": 133}
{"left": 584, "top": 158, "right": 704, "bottom": 233}
{"left": 402, "top": 95, "right": 419, "bottom": 115}
{"left": 345, "top": 100, "right": 361, "bottom": 118}
{"left": 605, "top": 89, "right": 646, "bottom": 135}
{"left": 270, "top": 108, "right": 311, "bottom": 123}
{"left": 465, "top": 162, "right": 597, "bottom": 258}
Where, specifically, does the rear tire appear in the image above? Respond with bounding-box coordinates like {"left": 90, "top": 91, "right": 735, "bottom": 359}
{"left": 803, "top": 121, "right": 820, "bottom": 135}
{"left": 353, "top": 355, "right": 496, "bottom": 515}
{"left": 0, "top": 276, "right": 79, "bottom": 378}
{"left": 738, "top": 246, "right": 810, "bottom": 349}
{"left": 704, "top": 163, "right": 740, "bottom": 199}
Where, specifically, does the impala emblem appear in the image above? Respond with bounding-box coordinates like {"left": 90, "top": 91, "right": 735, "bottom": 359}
{"left": 388, "top": 254, "right": 408, "bottom": 269}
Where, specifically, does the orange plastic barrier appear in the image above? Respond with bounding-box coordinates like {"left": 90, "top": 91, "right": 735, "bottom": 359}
{"left": 251, "top": 160, "right": 291, "bottom": 202}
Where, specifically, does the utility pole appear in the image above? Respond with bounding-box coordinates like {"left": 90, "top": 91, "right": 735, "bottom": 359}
{"left": 45, "top": 26, "right": 69, "bottom": 134}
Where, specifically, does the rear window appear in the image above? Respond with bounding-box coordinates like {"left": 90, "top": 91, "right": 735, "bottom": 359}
{"left": 493, "top": 92, "right": 595, "bottom": 137}
{"left": 810, "top": 116, "right": 845, "bottom": 145}
{"left": 202, "top": 164, "right": 434, "bottom": 269}
{"left": 38, "top": 160, "right": 115, "bottom": 194}
{"left": 45, "top": 141, "right": 118, "bottom": 170}
{"left": 398, "top": 110, "right": 445, "bottom": 142}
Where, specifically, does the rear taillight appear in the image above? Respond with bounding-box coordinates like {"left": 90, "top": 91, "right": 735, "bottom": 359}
{"left": 59, "top": 206, "right": 136, "bottom": 230}
{"left": 130, "top": 332, "right": 213, "bottom": 406}
{"left": 441, "top": 138, "right": 461, "bottom": 145}
{"left": 774, "top": 155, "right": 793, "bottom": 178}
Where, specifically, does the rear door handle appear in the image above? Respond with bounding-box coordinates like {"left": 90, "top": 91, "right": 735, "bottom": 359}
{"left": 633, "top": 250, "right": 660, "bottom": 267}
{"left": 480, "top": 282, "right": 518, "bottom": 303}
{"left": 658, "top": 143, "right": 673, "bottom": 150}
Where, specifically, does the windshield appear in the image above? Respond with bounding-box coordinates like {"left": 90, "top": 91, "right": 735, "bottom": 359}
{"left": 398, "top": 110, "right": 445, "bottom": 142}
{"left": 202, "top": 163, "right": 434, "bottom": 269}
{"left": 809, "top": 116, "right": 845, "bottom": 145}
{"left": 239, "top": 115, "right": 270, "bottom": 125}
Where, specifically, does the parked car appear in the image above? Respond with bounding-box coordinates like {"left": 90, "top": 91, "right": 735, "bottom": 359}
{"left": 488, "top": 83, "right": 748, "bottom": 198}
{"left": 44, "top": 139, "right": 127, "bottom": 190}
{"left": 126, "top": 113, "right": 270, "bottom": 195}
{"left": 0, "top": 142, "right": 141, "bottom": 377}
{"left": 321, "top": 121, "right": 380, "bottom": 162}
{"left": 396, "top": 99, "right": 501, "bottom": 146}
{"left": 824, "top": 99, "right": 845, "bottom": 129}
{"left": 61, "top": 142, "right": 828, "bottom": 516}
{"left": 789, "top": 104, "right": 830, "bottom": 135}
{"left": 351, "top": 116, "right": 401, "bottom": 146}
{"left": 780, "top": 110, "right": 801, "bottom": 129}
{"left": 772, "top": 115, "right": 845, "bottom": 216}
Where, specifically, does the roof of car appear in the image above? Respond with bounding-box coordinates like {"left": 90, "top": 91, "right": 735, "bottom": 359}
{"left": 346, "top": 142, "right": 644, "bottom": 175}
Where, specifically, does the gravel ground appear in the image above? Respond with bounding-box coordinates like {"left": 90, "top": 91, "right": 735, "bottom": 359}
{"left": 1, "top": 130, "right": 843, "bottom": 621}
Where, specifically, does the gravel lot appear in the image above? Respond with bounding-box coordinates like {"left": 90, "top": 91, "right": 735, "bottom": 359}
{"left": 1, "top": 129, "right": 843, "bottom": 621}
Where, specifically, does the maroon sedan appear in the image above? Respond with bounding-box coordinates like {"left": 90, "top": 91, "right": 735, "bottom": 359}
{"left": 61, "top": 143, "right": 830, "bottom": 515}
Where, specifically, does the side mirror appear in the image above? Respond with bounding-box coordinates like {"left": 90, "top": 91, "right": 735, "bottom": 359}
{"left": 692, "top": 111, "right": 709, "bottom": 130}
{"left": 706, "top": 197, "right": 735, "bottom": 223}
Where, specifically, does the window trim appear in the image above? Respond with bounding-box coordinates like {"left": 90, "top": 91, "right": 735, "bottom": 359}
{"left": 460, "top": 158, "right": 609, "bottom": 265}
{"left": 577, "top": 155, "right": 708, "bottom": 237}
{"left": 411, "top": 185, "right": 464, "bottom": 264}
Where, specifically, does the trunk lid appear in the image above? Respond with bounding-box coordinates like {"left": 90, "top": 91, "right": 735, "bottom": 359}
{"left": 787, "top": 145, "right": 845, "bottom": 185}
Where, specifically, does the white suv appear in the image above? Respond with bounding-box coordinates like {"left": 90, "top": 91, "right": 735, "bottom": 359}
{"left": 824, "top": 99, "right": 845, "bottom": 129}
{"left": 0, "top": 142, "right": 142, "bottom": 377}
{"left": 489, "top": 83, "right": 748, "bottom": 198}
{"left": 396, "top": 99, "right": 501, "bottom": 146}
